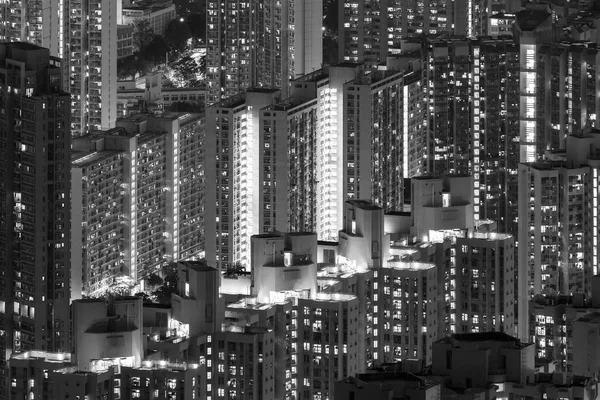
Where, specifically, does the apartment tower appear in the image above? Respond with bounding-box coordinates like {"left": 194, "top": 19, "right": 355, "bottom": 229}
{"left": 0, "top": 42, "right": 72, "bottom": 398}
{"left": 205, "top": 0, "right": 323, "bottom": 105}
{"left": 0, "top": 0, "right": 118, "bottom": 136}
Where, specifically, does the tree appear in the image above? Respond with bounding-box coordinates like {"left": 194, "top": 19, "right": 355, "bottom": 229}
{"left": 151, "top": 263, "right": 179, "bottom": 304}
{"left": 187, "top": 13, "right": 206, "bottom": 40}
{"left": 133, "top": 19, "right": 155, "bottom": 52}
{"left": 170, "top": 55, "right": 203, "bottom": 87}
{"left": 165, "top": 19, "right": 192, "bottom": 51}
{"left": 144, "top": 35, "right": 170, "bottom": 64}
{"left": 173, "top": 0, "right": 204, "bottom": 15}
{"left": 146, "top": 272, "right": 164, "bottom": 287}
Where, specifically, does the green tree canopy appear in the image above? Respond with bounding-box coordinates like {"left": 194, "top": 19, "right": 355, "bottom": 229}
{"left": 187, "top": 13, "right": 206, "bottom": 39}
{"left": 165, "top": 19, "right": 192, "bottom": 51}
{"left": 151, "top": 263, "right": 179, "bottom": 305}
{"left": 133, "top": 19, "right": 155, "bottom": 52}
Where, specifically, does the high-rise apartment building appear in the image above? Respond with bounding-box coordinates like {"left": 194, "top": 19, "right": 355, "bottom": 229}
{"left": 339, "top": 0, "right": 526, "bottom": 66}
{"left": 518, "top": 129, "right": 600, "bottom": 338}
{"left": 515, "top": 9, "right": 554, "bottom": 163}
{"left": 339, "top": 0, "right": 466, "bottom": 67}
{"left": 205, "top": 0, "right": 322, "bottom": 104}
{"left": 8, "top": 351, "right": 73, "bottom": 400}
{"left": 0, "top": 42, "right": 72, "bottom": 397}
{"left": 205, "top": 89, "right": 281, "bottom": 270}
{"left": 471, "top": 0, "right": 522, "bottom": 36}
{"left": 0, "top": 0, "right": 118, "bottom": 136}
{"left": 65, "top": 0, "right": 118, "bottom": 134}
{"left": 263, "top": 65, "right": 360, "bottom": 241}
{"left": 534, "top": 42, "right": 600, "bottom": 155}
{"left": 343, "top": 68, "right": 425, "bottom": 209}
{"left": 206, "top": 65, "right": 368, "bottom": 270}
{"left": 425, "top": 39, "right": 474, "bottom": 177}
{"left": 474, "top": 39, "right": 520, "bottom": 233}
{"left": 71, "top": 112, "right": 205, "bottom": 296}
{"left": 0, "top": 1, "right": 64, "bottom": 56}
{"left": 529, "top": 288, "right": 599, "bottom": 372}
{"left": 8, "top": 350, "right": 206, "bottom": 400}
{"left": 317, "top": 264, "right": 376, "bottom": 370}
{"left": 225, "top": 298, "right": 294, "bottom": 400}
{"left": 376, "top": 261, "right": 439, "bottom": 365}
{"left": 454, "top": 233, "right": 516, "bottom": 336}
{"left": 296, "top": 293, "right": 361, "bottom": 400}
{"left": 396, "top": 37, "right": 521, "bottom": 233}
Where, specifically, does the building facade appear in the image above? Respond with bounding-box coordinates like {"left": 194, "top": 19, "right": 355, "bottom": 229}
{"left": 205, "top": 0, "right": 322, "bottom": 104}
{"left": 0, "top": 43, "right": 72, "bottom": 397}
{"left": 0, "top": 0, "right": 118, "bottom": 136}
{"left": 71, "top": 112, "right": 205, "bottom": 296}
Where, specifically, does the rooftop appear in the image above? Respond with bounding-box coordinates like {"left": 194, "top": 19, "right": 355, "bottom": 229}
{"left": 343, "top": 371, "right": 439, "bottom": 389}
{"left": 11, "top": 351, "right": 71, "bottom": 363}
{"left": 71, "top": 150, "right": 120, "bottom": 168}
{"left": 138, "top": 360, "right": 202, "bottom": 371}
{"left": 228, "top": 297, "right": 277, "bottom": 311}
{"left": 385, "top": 261, "right": 436, "bottom": 272}
{"left": 293, "top": 68, "right": 329, "bottom": 83}
{"left": 313, "top": 292, "right": 357, "bottom": 303}
{"left": 347, "top": 199, "right": 383, "bottom": 211}
{"left": 516, "top": 9, "right": 551, "bottom": 31}
{"left": 178, "top": 260, "right": 217, "bottom": 273}
{"left": 576, "top": 312, "right": 600, "bottom": 323}
{"left": 455, "top": 331, "right": 516, "bottom": 341}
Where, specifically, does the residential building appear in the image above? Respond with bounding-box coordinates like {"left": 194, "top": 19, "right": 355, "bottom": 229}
{"left": 205, "top": 326, "right": 277, "bottom": 400}
{"left": 71, "top": 112, "right": 205, "bottom": 296}
{"left": 518, "top": 129, "right": 600, "bottom": 330}
{"left": 0, "top": 0, "right": 119, "bottom": 135}
{"left": 0, "top": 42, "right": 72, "bottom": 396}
{"left": 472, "top": 0, "right": 522, "bottom": 36}
{"left": 339, "top": 0, "right": 464, "bottom": 67}
{"left": 339, "top": 200, "right": 388, "bottom": 270}
{"left": 335, "top": 371, "right": 441, "bottom": 400}
{"left": 515, "top": 9, "right": 554, "bottom": 163}
{"left": 171, "top": 261, "right": 225, "bottom": 337}
{"left": 50, "top": 367, "right": 116, "bottom": 400}
{"left": 117, "top": 25, "right": 134, "bottom": 59}
{"left": 251, "top": 232, "right": 318, "bottom": 301}
{"left": 453, "top": 233, "right": 516, "bottom": 336}
{"left": 410, "top": 175, "right": 475, "bottom": 239}
{"left": 473, "top": 39, "right": 521, "bottom": 233}
{"left": 8, "top": 351, "right": 205, "bottom": 400}
{"left": 8, "top": 351, "right": 72, "bottom": 400}
{"left": 118, "top": 0, "right": 176, "bottom": 36}
{"left": 343, "top": 68, "right": 425, "bottom": 208}
{"left": 317, "top": 264, "right": 376, "bottom": 370}
{"left": 204, "top": 89, "right": 281, "bottom": 270}
{"left": 225, "top": 298, "right": 294, "bottom": 400}
{"left": 529, "top": 292, "right": 595, "bottom": 372}
{"left": 116, "top": 72, "right": 205, "bottom": 117}
{"left": 65, "top": 0, "right": 118, "bottom": 134}
{"left": 262, "top": 65, "right": 361, "bottom": 242}
{"left": 297, "top": 293, "right": 361, "bottom": 400}
{"left": 425, "top": 39, "right": 474, "bottom": 177}
{"left": 431, "top": 332, "right": 536, "bottom": 390}
{"left": 0, "top": 1, "right": 64, "bottom": 57}
{"left": 71, "top": 297, "right": 143, "bottom": 372}
{"left": 206, "top": 0, "right": 322, "bottom": 104}
{"left": 573, "top": 312, "right": 600, "bottom": 378}
{"left": 121, "top": 361, "right": 207, "bottom": 400}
